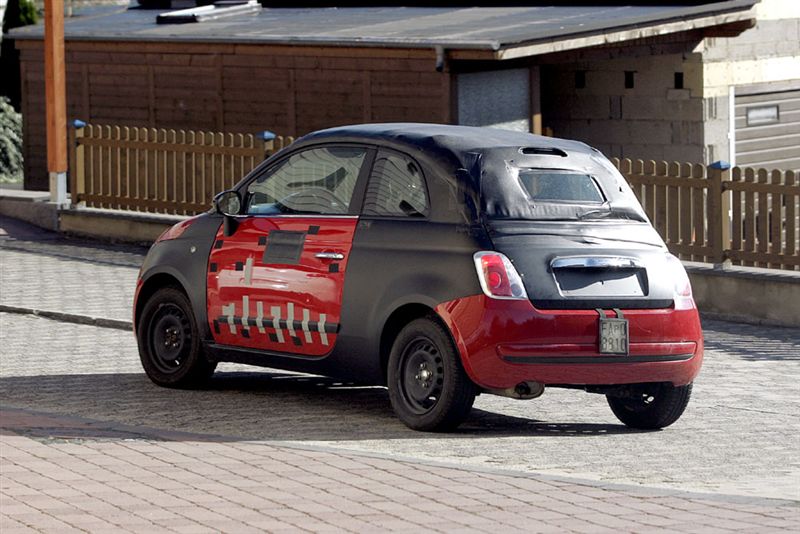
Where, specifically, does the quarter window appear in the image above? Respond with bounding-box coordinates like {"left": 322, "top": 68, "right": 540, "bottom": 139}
{"left": 246, "top": 146, "right": 367, "bottom": 215}
{"left": 363, "top": 152, "right": 428, "bottom": 217}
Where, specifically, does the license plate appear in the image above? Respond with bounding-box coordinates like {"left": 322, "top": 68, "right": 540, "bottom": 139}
{"left": 599, "top": 318, "right": 629, "bottom": 355}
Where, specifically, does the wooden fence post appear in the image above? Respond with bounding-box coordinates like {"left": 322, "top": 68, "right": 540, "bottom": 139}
{"left": 261, "top": 130, "right": 276, "bottom": 160}
{"left": 708, "top": 161, "right": 731, "bottom": 265}
{"left": 69, "top": 119, "right": 86, "bottom": 208}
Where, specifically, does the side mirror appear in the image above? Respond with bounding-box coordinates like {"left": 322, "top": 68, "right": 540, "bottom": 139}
{"left": 213, "top": 190, "right": 242, "bottom": 216}
{"left": 213, "top": 190, "right": 242, "bottom": 236}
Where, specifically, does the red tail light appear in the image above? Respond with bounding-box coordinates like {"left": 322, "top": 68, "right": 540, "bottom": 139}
{"left": 665, "top": 253, "right": 692, "bottom": 297}
{"left": 474, "top": 252, "right": 528, "bottom": 300}
{"left": 665, "top": 253, "right": 694, "bottom": 309}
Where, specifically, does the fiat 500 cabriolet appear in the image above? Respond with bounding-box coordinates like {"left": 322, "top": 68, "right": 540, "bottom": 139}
{"left": 135, "top": 123, "right": 703, "bottom": 432}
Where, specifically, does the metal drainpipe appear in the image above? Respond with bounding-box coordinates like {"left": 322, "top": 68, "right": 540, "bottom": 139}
{"left": 728, "top": 85, "right": 736, "bottom": 167}
{"left": 434, "top": 45, "right": 445, "bottom": 72}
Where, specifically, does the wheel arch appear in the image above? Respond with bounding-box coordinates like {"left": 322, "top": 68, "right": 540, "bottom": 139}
{"left": 379, "top": 302, "right": 457, "bottom": 384}
{"left": 135, "top": 270, "right": 191, "bottom": 332}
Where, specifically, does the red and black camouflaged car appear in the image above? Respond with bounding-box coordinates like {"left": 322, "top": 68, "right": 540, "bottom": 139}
{"left": 134, "top": 123, "right": 703, "bottom": 432}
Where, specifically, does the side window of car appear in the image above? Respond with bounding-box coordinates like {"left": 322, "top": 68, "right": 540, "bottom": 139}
{"left": 363, "top": 151, "right": 428, "bottom": 218}
{"left": 246, "top": 146, "right": 367, "bottom": 215}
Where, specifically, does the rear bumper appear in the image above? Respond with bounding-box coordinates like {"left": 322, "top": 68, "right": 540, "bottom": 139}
{"left": 435, "top": 294, "right": 703, "bottom": 390}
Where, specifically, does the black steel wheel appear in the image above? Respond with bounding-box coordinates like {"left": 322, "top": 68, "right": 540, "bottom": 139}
{"left": 137, "top": 287, "right": 216, "bottom": 388}
{"left": 388, "top": 317, "right": 476, "bottom": 432}
{"left": 607, "top": 382, "right": 692, "bottom": 429}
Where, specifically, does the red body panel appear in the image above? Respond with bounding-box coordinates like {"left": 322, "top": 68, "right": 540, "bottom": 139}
{"left": 435, "top": 294, "right": 704, "bottom": 389}
{"left": 207, "top": 217, "right": 357, "bottom": 356}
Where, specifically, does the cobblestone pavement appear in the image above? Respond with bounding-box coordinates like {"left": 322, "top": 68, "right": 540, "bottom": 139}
{"left": 1, "top": 216, "right": 799, "bottom": 532}
{"left": 0, "top": 216, "right": 145, "bottom": 323}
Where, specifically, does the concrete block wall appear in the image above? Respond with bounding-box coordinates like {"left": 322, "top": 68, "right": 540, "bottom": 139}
{"left": 542, "top": 0, "right": 799, "bottom": 166}
{"left": 542, "top": 50, "right": 706, "bottom": 162}
{"left": 700, "top": 0, "right": 800, "bottom": 164}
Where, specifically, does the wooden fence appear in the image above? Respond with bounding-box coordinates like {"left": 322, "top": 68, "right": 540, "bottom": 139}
{"left": 68, "top": 122, "right": 294, "bottom": 215}
{"left": 68, "top": 122, "right": 798, "bottom": 270}
{"left": 612, "top": 158, "right": 798, "bottom": 271}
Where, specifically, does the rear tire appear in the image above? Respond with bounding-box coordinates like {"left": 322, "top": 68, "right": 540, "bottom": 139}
{"left": 607, "top": 382, "right": 692, "bottom": 429}
{"left": 388, "top": 317, "right": 476, "bottom": 432}
{"left": 137, "top": 287, "right": 216, "bottom": 388}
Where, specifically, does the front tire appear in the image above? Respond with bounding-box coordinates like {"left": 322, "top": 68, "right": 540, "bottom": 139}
{"left": 388, "top": 317, "right": 476, "bottom": 432}
{"left": 137, "top": 287, "right": 216, "bottom": 388}
{"left": 607, "top": 382, "right": 692, "bottom": 429}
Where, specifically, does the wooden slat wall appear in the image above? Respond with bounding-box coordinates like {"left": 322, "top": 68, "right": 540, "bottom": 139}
{"left": 727, "top": 167, "right": 799, "bottom": 270}
{"left": 614, "top": 158, "right": 714, "bottom": 262}
{"left": 71, "top": 123, "right": 294, "bottom": 215}
{"left": 66, "top": 119, "right": 800, "bottom": 270}
{"left": 614, "top": 158, "right": 799, "bottom": 271}
{"left": 17, "top": 40, "right": 447, "bottom": 190}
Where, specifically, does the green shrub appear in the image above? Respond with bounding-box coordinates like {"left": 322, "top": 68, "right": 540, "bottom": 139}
{"left": 3, "top": 0, "right": 40, "bottom": 33}
{"left": 0, "top": 96, "right": 23, "bottom": 183}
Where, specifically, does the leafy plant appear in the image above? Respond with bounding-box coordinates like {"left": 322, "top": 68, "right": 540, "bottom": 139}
{"left": 3, "top": 0, "right": 40, "bottom": 33}
{"left": 0, "top": 96, "right": 23, "bottom": 183}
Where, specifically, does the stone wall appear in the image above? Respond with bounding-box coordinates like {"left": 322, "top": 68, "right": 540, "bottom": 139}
{"left": 700, "top": 0, "right": 800, "bottom": 166}
{"left": 542, "top": 0, "right": 800, "bottom": 166}
{"left": 541, "top": 43, "right": 706, "bottom": 163}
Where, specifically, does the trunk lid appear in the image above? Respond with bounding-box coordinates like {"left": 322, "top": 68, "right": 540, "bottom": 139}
{"left": 488, "top": 220, "right": 675, "bottom": 310}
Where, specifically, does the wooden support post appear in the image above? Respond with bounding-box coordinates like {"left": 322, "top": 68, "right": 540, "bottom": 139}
{"left": 261, "top": 130, "right": 276, "bottom": 160}
{"left": 720, "top": 168, "right": 731, "bottom": 261}
{"left": 69, "top": 120, "right": 86, "bottom": 207}
{"left": 68, "top": 121, "right": 76, "bottom": 202}
{"left": 529, "top": 65, "right": 542, "bottom": 135}
{"left": 708, "top": 161, "right": 731, "bottom": 266}
{"left": 44, "top": 0, "right": 67, "bottom": 206}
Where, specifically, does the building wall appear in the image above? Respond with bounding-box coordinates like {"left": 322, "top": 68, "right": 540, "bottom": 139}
{"left": 541, "top": 1, "right": 800, "bottom": 170}
{"left": 16, "top": 40, "right": 450, "bottom": 190}
{"left": 700, "top": 0, "right": 800, "bottom": 169}
{"left": 541, "top": 43, "right": 706, "bottom": 163}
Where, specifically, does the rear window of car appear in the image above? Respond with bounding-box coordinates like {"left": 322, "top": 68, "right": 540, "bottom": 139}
{"left": 518, "top": 170, "right": 605, "bottom": 203}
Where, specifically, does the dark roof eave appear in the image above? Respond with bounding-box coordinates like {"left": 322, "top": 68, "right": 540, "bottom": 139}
{"left": 496, "top": 1, "right": 758, "bottom": 60}
{"left": 8, "top": 31, "right": 503, "bottom": 51}
{"left": 7, "top": 0, "right": 759, "bottom": 59}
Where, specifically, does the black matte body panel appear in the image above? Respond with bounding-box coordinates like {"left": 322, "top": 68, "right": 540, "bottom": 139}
{"left": 332, "top": 218, "right": 490, "bottom": 383}
{"left": 136, "top": 213, "right": 222, "bottom": 338}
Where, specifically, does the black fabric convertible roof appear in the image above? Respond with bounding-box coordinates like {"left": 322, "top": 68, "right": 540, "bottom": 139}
{"left": 300, "top": 123, "right": 593, "bottom": 159}
{"left": 297, "top": 123, "right": 648, "bottom": 222}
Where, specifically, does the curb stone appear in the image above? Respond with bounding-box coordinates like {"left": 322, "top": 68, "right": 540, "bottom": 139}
{"left": 0, "top": 304, "right": 133, "bottom": 331}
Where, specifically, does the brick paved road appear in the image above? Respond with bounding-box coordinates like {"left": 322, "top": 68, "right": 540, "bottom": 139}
{"left": 1, "top": 215, "right": 799, "bottom": 532}
{"left": 0, "top": 216, "right": 144, "bottom": 323}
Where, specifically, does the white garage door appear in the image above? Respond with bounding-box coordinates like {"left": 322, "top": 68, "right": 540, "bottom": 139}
{"left": 734, "top": 84, "right": 800, "bottom": 171}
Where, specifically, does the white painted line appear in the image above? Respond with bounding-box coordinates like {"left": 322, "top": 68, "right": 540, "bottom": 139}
{"left": 241, "top": 295, "right": 250, "bottom": 332}
{"left": 302, "top": 308, "right": 312, "bottom": 343}
{"left": 222, "top": 303, "right": 236, "bottom": 335}
{"left": 319, "top": 313, "right": 328, "bottom": 346}
{"left": 256, "top": 301, "right": 266, "bottom": 334}
{"left": 271, "top": 306, "right": 285, "bottom": 343}
{"left": 287, "top": 302, "right": 296, "bottom": 338}
{"left": 244, "top": 257, "right": 254, "bottom": 286}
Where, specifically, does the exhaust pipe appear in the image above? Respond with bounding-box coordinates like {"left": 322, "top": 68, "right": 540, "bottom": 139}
{"left": 485, "top": 381, "right": 545, "bottom": 400}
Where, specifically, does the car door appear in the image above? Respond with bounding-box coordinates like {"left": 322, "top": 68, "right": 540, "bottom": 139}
{"left": 207, "top": 144, "right": 373, "bottom": 357}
